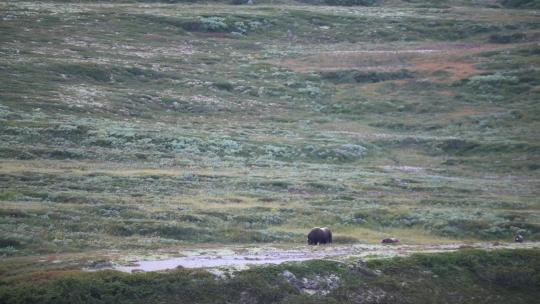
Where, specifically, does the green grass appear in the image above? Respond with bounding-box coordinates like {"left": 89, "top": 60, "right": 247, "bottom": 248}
{"left": 0, "top": 0, "right": 539, "bottom": 299}
{"left": 320, "top": 69, "right": 415, "bottom": 84}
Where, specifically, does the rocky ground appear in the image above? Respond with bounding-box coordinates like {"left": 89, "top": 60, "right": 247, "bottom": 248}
{"left": 83, "top": 241, "right": 540, "bottom": 273}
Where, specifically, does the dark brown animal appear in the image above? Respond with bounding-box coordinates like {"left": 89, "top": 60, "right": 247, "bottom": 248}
{"left": 381, "top": 238, "right": 399, "bottom": 244}
{"left": 308, "top": 227, "right": 332, "bottom": 245}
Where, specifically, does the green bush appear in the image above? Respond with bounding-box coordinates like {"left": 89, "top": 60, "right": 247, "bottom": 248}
{"left": 0, "top": 238, "right": 21, "bottom": 248}
{"left": 52, "top": 63, "right": 110, "bottom": 82}
{"left": 320, "top": 69, "right": 414, "bottom": 84}
{"left": 489, "top": 33, "right": 526, "bottom": 43}
{"left": 213, "top": 81, "right": 235, "bottom": 91}
{"left": 501, "top": 0, "right": 540, "bottom": 9}
{"left": 199, "top": 17, "right": 229, "bottom": 32}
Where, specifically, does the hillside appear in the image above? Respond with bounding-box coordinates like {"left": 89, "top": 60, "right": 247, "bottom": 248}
{"left": 0, "top": 0, "right": 539, "bottom": 302}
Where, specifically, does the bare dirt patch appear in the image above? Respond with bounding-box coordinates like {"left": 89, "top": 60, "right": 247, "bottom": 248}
{"left": 84, "top": 242, "right": 540, "bottom": 273}
{"left": 278, "top": 43, "right": 517, "bottom": 82}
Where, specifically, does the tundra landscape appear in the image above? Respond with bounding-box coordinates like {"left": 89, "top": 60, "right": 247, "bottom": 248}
{"left": 0, "top": 0, "right": 539, "bottom": 303}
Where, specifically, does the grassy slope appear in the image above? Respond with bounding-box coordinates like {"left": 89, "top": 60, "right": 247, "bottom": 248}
{"left": 0, "top": 0, "right": 539, "bottom": 261}
{"left": 1, "top": 1, "right": 540, "bottom": 255}
{"left": 1, "top": 1, "right": 539, "bottom": 302}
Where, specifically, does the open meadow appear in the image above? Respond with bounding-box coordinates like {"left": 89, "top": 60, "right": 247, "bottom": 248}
{"left": 0, "top": 0, "right": 539, "bottom": 302}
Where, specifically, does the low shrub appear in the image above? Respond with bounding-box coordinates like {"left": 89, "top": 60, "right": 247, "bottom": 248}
{"left": 489, "top": 33, "right": 526, "bottom": 43}
{"left": 199, "top": 17, "right": 229, "bottom": 32}
{"left": 213, "top": 81, "right": 235, "bottom": 91}
{"left": 501, "top": 0, "right": 540, "bottom": 9}
{"left": 0, "top": 238, "right": 21, "bottom": 248}
{"left": 320, "top": 69, "right": 414, "bottom": 84}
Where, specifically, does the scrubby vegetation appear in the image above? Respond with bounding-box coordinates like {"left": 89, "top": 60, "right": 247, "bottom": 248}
{"left": 1, "top": 0, "right": 538, "bottom": 252}
{"left": 0, "top": 0, "right": 538, "bottom": 301}
{"left": 1, "top": 249, "right": 539, "bottom": 303}
{"left": 500, "top": 0, "right": 540, "bottom": 9}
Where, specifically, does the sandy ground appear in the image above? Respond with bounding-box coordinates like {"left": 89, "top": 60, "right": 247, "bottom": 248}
{"left": 83, "top": 242, "right": 540, "bottom": 273}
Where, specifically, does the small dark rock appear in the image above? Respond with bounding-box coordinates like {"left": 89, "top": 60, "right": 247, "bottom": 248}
{"left": 91, "top": 261, "right": 113, "bottom": 269}
{"left": 381, "top": 238, "right": 399, "bottom": 244}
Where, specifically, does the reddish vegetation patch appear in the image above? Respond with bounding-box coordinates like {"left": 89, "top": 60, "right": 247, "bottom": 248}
{"left": 407, "top": 43, "right": 506, "bottom": 81}
{"left": 438, "top": 90, "right": 457, "bottom": 97}
{"left": 361, "top": 80, "right": 408, "bottom": 97}
{"left": 277, "top": 43, "right": 517, "bottom": 82}
{"left": 454, "top": 107, "right": 486, "bottom": 116}
{"left": 413, "top": 61, "right": 480, "bottom": 81}
{"left": 445, "top": 107, "right": 488, "bottom": 120}
{"left": 279, "top": 51, "right": 413, "bottom": 73}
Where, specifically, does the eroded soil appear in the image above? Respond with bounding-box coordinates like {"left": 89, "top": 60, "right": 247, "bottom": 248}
{"left": 84, "top": 242, "right": 540, "bottom": 273}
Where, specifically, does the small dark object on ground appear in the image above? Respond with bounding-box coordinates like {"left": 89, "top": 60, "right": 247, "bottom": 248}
{"left": 308, "top": 227, "right": 332, "bottom": 245}
{"left": 91, "top": 261, "right": 113, "bottom": 269}
{"left": 515, "top": 234, "right": 524, "bottom": 243}
{"left": 381, "top": 238, "right": 399, "bottom": 244}
{"left": 493, "top": 241, "right": 501, "bottom": 246}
